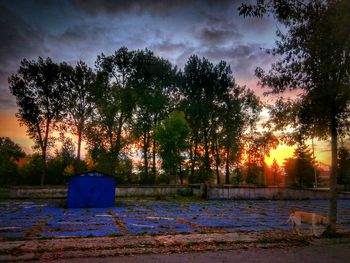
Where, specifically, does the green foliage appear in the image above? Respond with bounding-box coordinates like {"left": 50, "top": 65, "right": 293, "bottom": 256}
{"left": 115, "top": 157, "right": 136, "bottom": 184}
{"left": 338, "top": 146, "right": 350, "bottom": 185}
{"left": 7, "top": 46, "right": 269, "bottom": 186}
{"left": 284, "top": 144, "right": 315, "bottom": 188}
{"left": 155, "top": 111, "right": 190, "bottom": 184}
{"left": 18, "top": 154, "right": 44, "bottom": 185}
{"left": 131, "top": 49, "right": 177, "bottom": 184}
{"left": 0, "top": 137, "right": 25, "bottom": 185}
{"left": 177, "top": 187, "right": 193, "bottom": 197}
{"left": 245, "top": 163, "right": 264, "bottom": 185}
{"left": 86, "top": 47, "right": 136, "bottom": 176}
{"left": 230, "top": 168, "right": 244, "bottom": 185}
{"left": 180, "top": 56, "right": 257, "bottom": 184}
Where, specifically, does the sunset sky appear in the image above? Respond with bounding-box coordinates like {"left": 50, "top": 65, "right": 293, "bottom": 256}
{"left": 0, "top": 0, "right": 331, "bottom": 166}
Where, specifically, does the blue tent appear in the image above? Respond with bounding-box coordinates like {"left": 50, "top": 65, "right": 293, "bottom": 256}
{"left": 67, "top": 171, "right": 116, "bottom": 208}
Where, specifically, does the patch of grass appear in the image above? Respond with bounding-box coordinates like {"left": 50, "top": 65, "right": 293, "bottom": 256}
{"left": 177, "top": 188, "right": 193, "bottom": 197}
{"left": 0, "top": 188, "right": 11, "bottom": 198}
{"left": 162, "top": 196, "right": 204, "bottom": 203}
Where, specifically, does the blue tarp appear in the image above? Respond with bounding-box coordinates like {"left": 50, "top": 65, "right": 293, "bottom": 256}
{"left": 67, "top": 171, "right": 116, "bottom": 208}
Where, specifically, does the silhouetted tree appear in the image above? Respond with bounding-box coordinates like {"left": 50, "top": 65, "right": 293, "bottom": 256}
{"left": 61, "top": 61, "right": 95, "bottom": 160}
{"left": 0, "top": 137, "right": 26, "bottom": 185}
{"left": 338, "top": 146, "right": 350, "bottom": 189}
{"left": 181, "top": 56, "right": 216, "bottom": 182}
{"left": 9, "top": 57, "right": 66, "bottom": 185}
{"left": 131, "top": 49, "right": 177, "bottom": 183}
{"left": 239, "top": 0, "right": 350, "bottom": 234}
{"left": 87, "top": 47, "right": 135, "bottom": 176}
{"left": 285, "top": 143, "right": 315, "bottom": 188}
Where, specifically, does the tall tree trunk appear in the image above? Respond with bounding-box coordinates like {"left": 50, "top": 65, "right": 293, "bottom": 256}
{"left": 203, "top": 130, "right": 211, "bottom": 181}
{"left": 215, "top": 141, "right": 220, "bottom": 185}
{"left": 114, "top": 113, "right": 125, "bottom": 170}
{"left": 36, "top": 122, "right": 45, "bottom": 186}
{"left": 179, "top": 158, "right": 183, "bottom": 185}
{"left": 190, "top": 138, "right": 198, "bottom": 183}
{"left": 152, "top": 137, "right": 156, "bottom": 180}
{"left": 225, "top": 148, "right": 230, "bottom": 184}
{"left": 40, "top": 150, "right": 46, "bottom": 186}
{"left": 40, "top": 119, "right": 50, "bottom": 186}
{"left": 152, "top": 115, "right": 158, "bottom": 181}
{"left": 77, "top": 125, "right": 83, "bottom": 160}
{"left": 143, "top": 130, "right": 149, "bottom": 183}
{"left": 328, "top": 115, "right": 338, "bottom": 234}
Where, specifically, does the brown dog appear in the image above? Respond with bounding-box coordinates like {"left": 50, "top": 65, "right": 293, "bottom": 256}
{"left": 287, "top": 209, "right": 329, "bottom": 237}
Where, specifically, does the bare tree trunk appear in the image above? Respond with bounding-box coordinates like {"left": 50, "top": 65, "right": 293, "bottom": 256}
{"left": 203, "top": 130, "right": 211, "bottom": 181}
{"left": 328, "top": 116, "right": 338, "bottom": 234}
{"left": 143, "top": 130, "right": 149, "bottom": 182}
{"left": 77, "top": 127, "right": 82, "bottom": 160}
{"left": 152, "top": 137, "right": 156, "bottom": 180}
{"left": 114, "top": 113, "right": 125, "bottom": 171}
{"left": 215, "top": 140, "right": 221, "bottom": 184}
{"left": 152, "top": 115, "right": 158, "bottom": 181}
{"left": 225, "top": 149, "right": 230, "bottom": 184}
{"left": 40, "top": 119, "right": 50, "bottom": 186}
{"left": 190, "top": 138, "right": 198, "bottom": 183}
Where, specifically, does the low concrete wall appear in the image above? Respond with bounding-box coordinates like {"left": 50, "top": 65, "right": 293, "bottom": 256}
{"left": 208, "top": 185, "right": 350, "bottom": 200}
{"left": 1, "top": 185, "right": 196, "bottom": 199}
{"left": 2, "top": 185, "right": 350, "bottom": 200}
{"left": 115, "top": 185, "right": 192, "bottom": 197}
{"left": 4, "top": 186, "right": 68, "bottom": 199}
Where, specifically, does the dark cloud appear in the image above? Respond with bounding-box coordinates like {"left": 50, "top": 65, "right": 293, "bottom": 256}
{"left": 0, "top": 5, "right": 45, "bottom": 112}
{"left": 151, "top": 40, "right": 188, "bottom": 53}
{"left": 194, "top": 13, "right": 242, "bottom": 46}
{"left": 72, "top": 0, "right": 235, "bottom": 16}
{"left": 0, "top": 5, "right": 44, "bottom": 69}
{"left": 199, "top": 44, "right": 271, "bottom": 79}
{"left": 198, "top": 27, "right": 241, "bottom": 45}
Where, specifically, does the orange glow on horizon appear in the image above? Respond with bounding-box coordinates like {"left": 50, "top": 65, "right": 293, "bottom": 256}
{"left": 0, "top": 113, "right": 333, "bottom": 168}
{"left": 265, "top": 144, "right": 295, "bottom": 166}
{"left": 265, "top": 142, "right": 331, "bottom": 167}
{"left": 0, "top": 112, "right": 33, "bottom": 153}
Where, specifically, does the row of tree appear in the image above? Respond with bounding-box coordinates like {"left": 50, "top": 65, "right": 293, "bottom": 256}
{"left": 2, "top": 134, "right": 350, "bottom": 188}
{"left": 8, "top": 49, "right": 276, "bottom": 185}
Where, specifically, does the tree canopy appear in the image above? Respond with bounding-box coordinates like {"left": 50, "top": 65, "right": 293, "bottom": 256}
{"left": 9, "top": 57, "right": 67, "bottom": 185}
{"left": 6, "top": 47, "right": 275, "bottom": 187}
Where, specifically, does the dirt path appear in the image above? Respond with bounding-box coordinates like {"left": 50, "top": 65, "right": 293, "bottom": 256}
{"left": 52, "top": 242, "right": 350, "bottom": 263}
{"left": 1, "top": 230, "right": 350, "bottom": 262}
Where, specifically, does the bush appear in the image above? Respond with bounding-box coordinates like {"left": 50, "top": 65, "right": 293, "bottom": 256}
{"left": 177, "top": 187, "right": 193, "bottom": 197}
